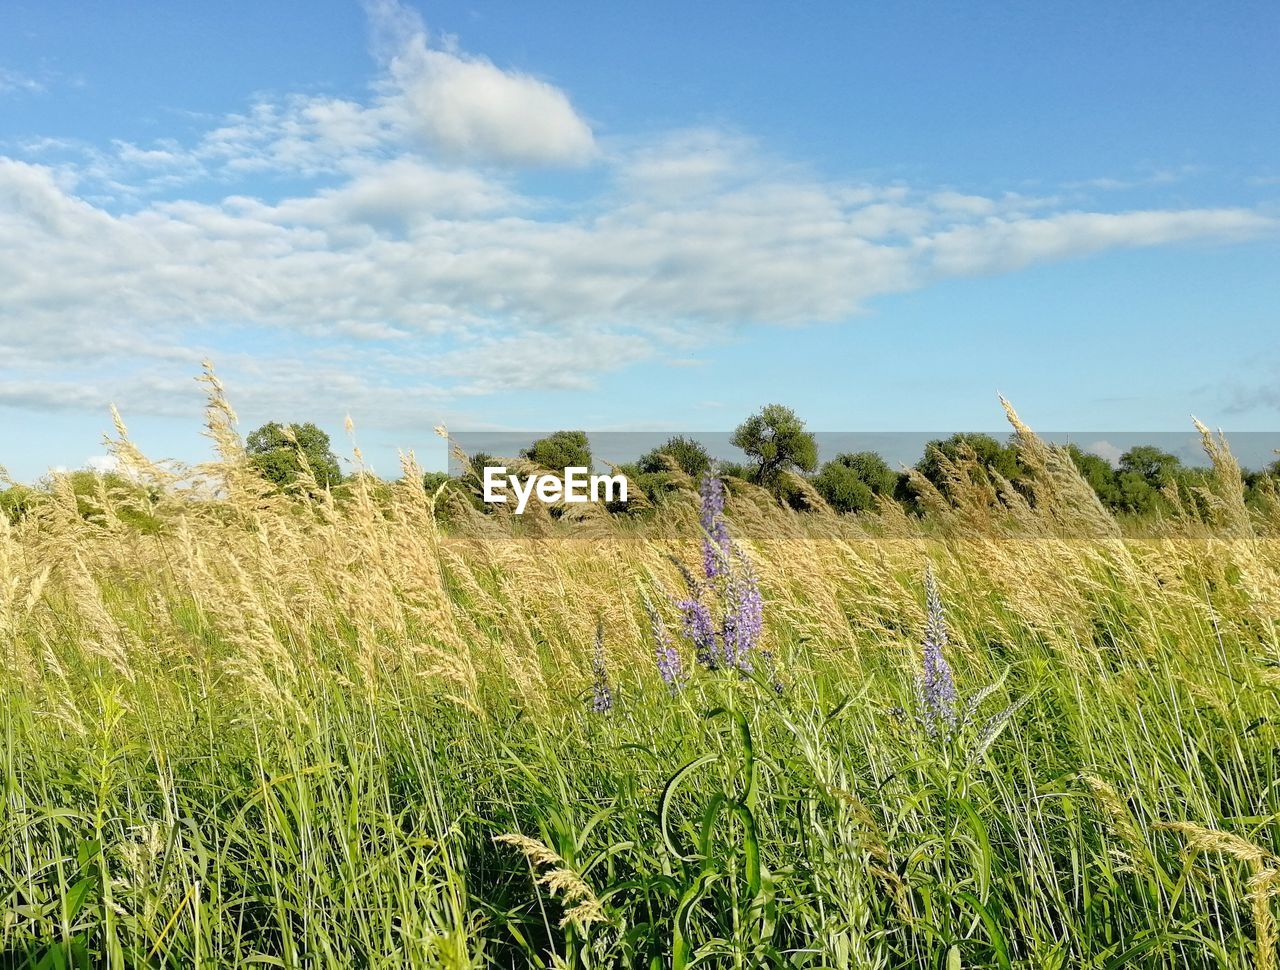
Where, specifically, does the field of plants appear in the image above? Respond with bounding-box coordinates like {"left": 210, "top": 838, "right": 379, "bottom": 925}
{"left": 3, "top": 381, "right": 1280, "bottom": 968}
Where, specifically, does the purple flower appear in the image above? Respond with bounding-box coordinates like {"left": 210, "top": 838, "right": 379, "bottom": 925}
{"left": 721, "top": 546, "right": 763, "bottom": 671}
{"left": 645, "top": 596, "right": 685, "bottom": 692}
{"left": 589, "top": 617, "right": 613, "bottom": 713}
{"left": 917, "top": 567, "right": 958, "bottom": 738}
{"left": 699, "top": 472, "right": 731, "bottom": 580}
{"left": 676, "top": 596, "right": 719, "bottom": 670}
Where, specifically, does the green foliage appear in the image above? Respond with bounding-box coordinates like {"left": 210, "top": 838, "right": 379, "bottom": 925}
{"left": 421, "top": 470, "right": 452, "bottom": 493}
{"left": 916, "top": 433, "right": 1023, "bottom": 495}
{"left": 717, "top": 461, "right": 751, "bottom": 481}
{"left": 245, "top": 421, "right": 342, "bottom": 492}
{"left": 0, "top": 483, "right": 37, "bottom": 524}
{"left": 730, "top": 404, "right": 818, "bottom": 486}
{"left": 463, "top": 451, "right": 500, "bottom": 479}
{"left": 63, "top": 470, "right": 165, "bottom": 533}
{"left": 1118, "top": 445, "right": 1183, "bottom": 485}
{"left": 814, "top": 451, "right": 899, "bottom": 514}
{"left": 637, "top": 436, "right": 712, "bottom": 479}
{"left": 1109, "top": 445, "right": 1184, "bottom": 516}
{"left": 521, "top": 431, "right": 592, "bottom": 472}
{"left": 1067, "top": 445, "right": 1123, "bottom": 508}
{"left": 330, "top": 470, "right": 394, "bottom": 506}
{"left": 3, "top": 472, "right": 167, "bottom": 530}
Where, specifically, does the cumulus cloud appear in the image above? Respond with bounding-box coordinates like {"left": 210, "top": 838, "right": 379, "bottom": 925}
{"left": 362, "top": 0, "right": 596, "bottom": 166}
{"left": 383, "top": 43, "right": 597, "bottom": 166}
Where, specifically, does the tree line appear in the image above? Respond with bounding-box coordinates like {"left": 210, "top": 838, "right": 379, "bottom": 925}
{"left": 5, "top": 405, "right": 1278, "bottom": 525}
{"left": 194, "top": 407, "right": 1280, "bottom": 519}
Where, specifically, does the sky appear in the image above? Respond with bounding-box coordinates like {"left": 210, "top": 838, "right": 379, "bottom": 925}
{"left": 1, "top": 0, "right": 1278, "bottom": 481}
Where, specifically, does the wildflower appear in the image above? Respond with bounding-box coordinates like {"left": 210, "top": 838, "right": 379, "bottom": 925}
{"left": 721, "top": 545, "right": 763, "bottom": 671}
{"left": 644, "top": 595, "right": 685, "bottom": 691}
{"left": 699, "top": 471, "right": 730, "bottom": 579}
{"left": 588, "top": 616, "right": 613, "bottom": 713}
{"left": 676, "top": 595, "right": 719, "bottom": 669}
{"left": 917, "top": 567, "right": 958, "bottom": 738}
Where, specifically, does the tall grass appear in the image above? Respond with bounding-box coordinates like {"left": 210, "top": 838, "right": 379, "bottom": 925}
{"left": 3, "top": 373, "right": 1280, "bottom": 967}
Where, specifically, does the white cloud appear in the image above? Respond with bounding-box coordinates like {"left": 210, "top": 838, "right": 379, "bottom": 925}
{"left": 85, "top": 455, "right": 121, "bottom": 474}
{"left": 364, "top": 0, "right": 596, "bottom": 167}
{"left": 384, "top": 42, "right": 597, "bottom": 166}
{"left": 267, "top": 157, "right": 522, "bottom": 226}
{"left": 0, "top": 67, "right": 43, "bottom": 95}
{"left": 617, "top": 129, "right": 759, "bottom": 200}
{"left": 1, "top": 148, "right": 1275, "bottom": 421}
{"left": 1084, "top": 440, "right": 1124, "bottom": 466}
{"left": 921, "top": 209, "right": 1273, "bottom": 278}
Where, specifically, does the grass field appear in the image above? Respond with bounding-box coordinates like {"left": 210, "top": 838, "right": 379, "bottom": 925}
{"left": 4, "top": 388, "right": 1280, "bottom": 968}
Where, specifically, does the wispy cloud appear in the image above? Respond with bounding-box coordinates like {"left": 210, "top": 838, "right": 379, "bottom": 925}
{"left": 0, "top": 67, "right": 44, "bottom": 96}
{"left": 1062, "top": 165, "right": 1202, "bottom": 193}
{"left": 1223, "top": 379, "right": 1280, "bottom": 416}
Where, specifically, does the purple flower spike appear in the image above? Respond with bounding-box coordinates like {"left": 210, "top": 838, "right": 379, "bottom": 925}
{"left": 589, "top": 617, "right": 613, "bottom": 713}
{"left": 677, "top": 596, "right": 719, "bottom": 670}
{"left": 645, "top": 596, "right": 685, "bottom": 692}
{"left": 721, "top": 545, "right": 764, "bottom": 671}
{"left": 699, "top": 472, "right": 731, "bottom": 580}
{"left": 917, "top": 567, "right": 958, "bottom": 738}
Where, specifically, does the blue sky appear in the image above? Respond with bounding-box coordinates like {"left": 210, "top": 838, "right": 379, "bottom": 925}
{"left": 1, "top": 0, "right": 1277, "bottom": 481}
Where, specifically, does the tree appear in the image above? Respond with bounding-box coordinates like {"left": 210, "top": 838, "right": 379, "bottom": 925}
{"left": 1112, "top": 445, "right": 1183, "bottom": 516}
{"left": 916, "top": 433, "right": 1022, "bottom": 492}
{"left": 0, "top": 483, "right": 37, "bottom": 524}
{"left": 637, "top": 436, "right": 712, "bottom": 478}
{"left": 1118, "top": 446, "right": 1182, "bottom": 487}
{"left": 1067, "top": 445, "right": 1121, "bottom": 508}
{"left": 521, "top": 431, "right": 592, "bottom": 472}
{"left": 814, "top": 451, "right": 899, "bottom": 514}
{"left": 464, "top": 451, "right": 499, "bottom": 478}
{"left": 422, "top": 470, "right": 452, "bottom": 493}
{"left": 731, "top": 404, "right": 818, "bottom": 486}
{"left": 246, "top": 422, "right": 342, "bottom": 492}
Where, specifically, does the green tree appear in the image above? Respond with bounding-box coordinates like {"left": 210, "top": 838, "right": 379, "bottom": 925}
{"left": 731, "top": 404, "right": 818, "bottom": 486}
{"left": 916, "top": 433, "right": 1023, "bottom": 492}
{"left": 246, "top": 422, "right": 342, "bottom": 492}
{"left": 0, "top": 483, "right": 38, "bottom": 524}
{"left": 814, "top": 451, "right": 899, "bottom": 514}
{"left": 636, "top": 436, "right": 712, "bottom": 478}
{"left": 1067, "top": 445, "right": 1121, "bottom": 508}
{"left": 1118, "top": 445, "right": 1182, "bottom": 487}
{"left": 1245, "top": 460, "right": 1280, "bottom": 509}
{"left": 422, "top": 470, "right": 452, "bottom": 493}
{"left": 1113, "top": 445, "right": 1183, "bottom": 516}
{"left": 521, "top": 431, "right": 592, "bottom": 472}
{"left": 52, "top": 470, "right": 164, "bottom": 533}
{"left": 465, "top": 451, "right": 499, "bottom": 478}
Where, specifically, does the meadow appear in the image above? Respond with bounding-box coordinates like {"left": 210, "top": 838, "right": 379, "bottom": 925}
{"left": 3, "top": 379, "right": 1280, "bottom": 968}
